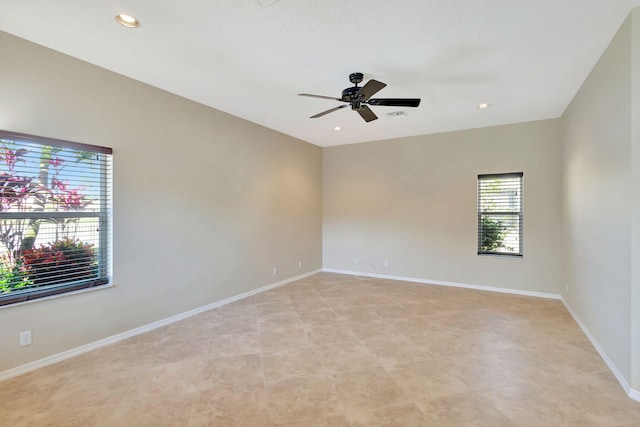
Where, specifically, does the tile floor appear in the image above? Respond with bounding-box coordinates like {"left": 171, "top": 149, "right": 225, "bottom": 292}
{"left": 2, "top": 272, "right": 640, "bottom": 426}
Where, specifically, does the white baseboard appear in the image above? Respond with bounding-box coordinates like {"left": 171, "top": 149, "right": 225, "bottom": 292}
{"left": 0, "top": 269, "right": 321, "bottom": 382}
{"left": 322, "top": 268, "right": 561, "bottom": 300}
{"left": 560, "top": 297, "right": 640, "bottom": 403}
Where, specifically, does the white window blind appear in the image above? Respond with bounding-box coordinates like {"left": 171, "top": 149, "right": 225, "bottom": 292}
{"left": 0, "top": 131, "right": 112, "bottom": 306}
{"left": 477, "top": 172, "right": 523, "bottom": 256}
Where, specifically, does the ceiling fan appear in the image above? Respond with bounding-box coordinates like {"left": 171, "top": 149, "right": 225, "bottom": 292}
{"left": 298, "top": 72, "right": 421, "bottom": 123}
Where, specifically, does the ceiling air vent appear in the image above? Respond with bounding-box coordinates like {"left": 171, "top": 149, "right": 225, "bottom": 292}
{"left": 256, "top": 0, "right": 280, "bottom": 6}
{"left": 386, "top": 111, "right": 407, "bottom": 118}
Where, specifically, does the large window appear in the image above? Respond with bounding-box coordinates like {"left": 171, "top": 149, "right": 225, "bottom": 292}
{"left": 0, "top": 131, "right": 112, "bottom": 306}
{"left": 477, "top": 172, "right": 523, "bottom": 256}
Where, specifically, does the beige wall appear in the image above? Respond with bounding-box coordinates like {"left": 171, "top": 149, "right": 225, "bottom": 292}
{"left": 0, "top": 31, "right": 322, "bottom": 372}
{"left": 323, "top": 119, "right": 563, "bottom": 294}
{"left": 632, "top": 6, "right": 640, "bottom": 395}
{"left": 562, "top": 12, "right": 635, "bottom": 387}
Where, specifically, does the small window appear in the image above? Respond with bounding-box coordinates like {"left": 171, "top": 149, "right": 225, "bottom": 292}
{"left": 0, "top": 131, "right": 112, "bottom": 306}
{"left": 477, "top": 172, "right": 523, "bottom": 256}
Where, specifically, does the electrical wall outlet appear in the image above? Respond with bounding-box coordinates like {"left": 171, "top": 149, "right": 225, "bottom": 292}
{"left": 384, "top": 260, "right": 389, "bottom": 268}
{"left": 273, "top": 267, "right": 278, "bottom": 275}
{"left": 566, "top": 283, "right": 569, "bottom": 292}
{"left": 19, "top": 330, "right": 32, "bottom": 347}
{"left": 354, "top": 258, "right": 359, "bottom": 265}
{"left": 298, "top": 260, "right": 302, "bottom": 268}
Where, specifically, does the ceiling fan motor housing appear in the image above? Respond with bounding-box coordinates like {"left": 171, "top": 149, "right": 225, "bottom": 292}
{"left": 349, "top": 72, "right": 364, "bottom": 85}
{"left": 341, "top": 86, "right": 364, "bottom": 109}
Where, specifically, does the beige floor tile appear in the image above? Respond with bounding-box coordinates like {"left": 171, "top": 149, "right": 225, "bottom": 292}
{"left": 258, "top": 312, "right": 303, "bottom": 330}
{"left": 286, "top": 290, "right": 323, "bottom": 302}
{"left": 386, "top": 315, "right": 439, "bottom": 336}
{"left": 322, "top": 296, "right": 368, "bottom": 312}
{"left": 199, "top": 354, "right": 264, "bottom": 395}
{"left": 147, "top": 338, "right": 211, "bottom": 364}
{"left": 348, "top": 402, "right": 438, "bottom": 427}
{"left": 121, "top": 359, "right": 206, "bottom": 402}
{"left": 46, "top": 374, "right": 129, "bottom": 410}
{"left": 211, "top": 316, "right": 258, "bottom": 335}
{"left": 371, "top": 303, "right": 415, "bottom": 319}
{"left": 3, "top": 404, "right": 118, "bottom": 427}
{"left": 305, "top": 323, "right": 359, "bottom": 346}
{"left": 0, "top": 367, "right": 70, "bottom": 405}
{"left": 73, "top": 340, "right": 157, "bottom": 369}
{"left": 536, "top": 372, "right": 640, "bottom": 426}
{"left": 334, "top": 367, "right": 411, "bottom": 411}
{"left": 486, "top": 347, "right": 581, "bottom": 384}
{"left": 313, "top": 341, "right": 383, "bottom": 376}
{"left": 495, "top": 320, "right": 593, "bottom": 349}
{"left": 422, "top": 394, "right": 516, "bottom": 427}
{"left": 259, "top": 326, "right": 312, "bottom": 354}
{"left": 347, "top": 319, "right": 402, "bottom": 341}
{"left": 428, "top": 309, "right": 512, "bottom": 331}
{"left": 266, "top": 375, "right": 344, "bottom": 425}
{"left": 274, "top": 414, "right": 352, "bottom": 427}
{"left": 4, "top": 272, "right": 639, "bottom": 426}
{"left": 355, "top": 294, "right": 398, "bottom": 306}
{"left": 108, "top": 394, "right": 195, "bottom": 427}
{"left": 479, "top": 383, "right": 601, "bottom": 426}
{"left": 528, "top": 340, "right": 609, "bottom": 376}
{"left": 290, "top": 298, "right": 332, "bottom": 313}
{"left": 256, "top": 302, "right": 296, "bottom": 317}
{"left": 208, "top": 332, "right": 261, "bottom": 359}
{"left": 362, "top": 335, "right": 432, "bottom": 368}
{"left": 262, "top": 347, "right": 326, "bottom": 382}
{"left": 297, "top": 309, "right": 343, "bottom": 327}
{"left": 336, "top": 307, "right": 384, "bottom": 324}
{"left": 188, "top": 383, "right": 270, "bottom": 427}
{"left": 438, "top": 351, "right": 526, "bottom": 391}
{"left": 387, "top": 361, "right": 470, "bottom": 404}
{"left": 407, "top": 328, "right": 517, "bottom": 358}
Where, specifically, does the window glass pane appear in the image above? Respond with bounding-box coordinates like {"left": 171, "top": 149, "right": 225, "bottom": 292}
{"left": 478, "top": 173, "right": 523, "bottom": 256}
{"left": 0, "top": 131, "right": 111, "bottom": 305}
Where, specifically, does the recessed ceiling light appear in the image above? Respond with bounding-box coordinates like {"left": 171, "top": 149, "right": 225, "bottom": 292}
{"left": 115, "top": 14, "right": 140, "bottom": 28}
{"left": 477, "top": 103, "right": 491, "bottom": 109}
{"left": 333, "top": 126, "right": 342, "bottom": 131}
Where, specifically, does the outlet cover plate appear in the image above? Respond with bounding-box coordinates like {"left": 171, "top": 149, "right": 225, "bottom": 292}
{"left": 19, "top": 330, "right": 32, "bottom": 347}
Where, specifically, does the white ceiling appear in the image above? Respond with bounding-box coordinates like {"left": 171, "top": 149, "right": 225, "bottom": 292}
{"left": 1, "top": 1, "right": 638, "bottom": 147}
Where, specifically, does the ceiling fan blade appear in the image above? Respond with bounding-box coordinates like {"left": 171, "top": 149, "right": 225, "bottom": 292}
{"left": 358, "top": 79, "right": 387, "bottom": 101}
{"left": 367, "top": 98, "right": 421, "bottom": 107}
{"left": 310, "top": 104, "right": 349, "bottom": 118}
{"left": 357, "top": 105, "right": 378, "bottom": 122}
{"left": 299, "top": 93, "right": 343, "bottom": 102}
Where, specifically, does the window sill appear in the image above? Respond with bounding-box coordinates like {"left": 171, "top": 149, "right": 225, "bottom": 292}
{"left": 0, "top": 282, "right": 113, "bottom": 309}
{"left": 478, "top": 253, "right": 524, "bottom": 259}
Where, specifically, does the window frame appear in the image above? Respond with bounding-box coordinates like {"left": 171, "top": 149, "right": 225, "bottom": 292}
{"left": 477, "top": 172, "right": 524, "bottom": 257}
{"left": 0, "top": 130, "right": 112, "bottom": 306}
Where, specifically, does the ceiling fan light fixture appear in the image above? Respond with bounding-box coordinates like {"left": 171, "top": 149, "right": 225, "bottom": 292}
{"left": 115, "top": 14, "right": 140, "bottom": 28}
{"left": 476, "top": 103, "right": 492, "bottom": 109}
